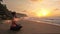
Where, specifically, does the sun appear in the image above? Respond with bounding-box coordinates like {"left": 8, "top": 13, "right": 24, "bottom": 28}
{"left": 36, "top": 9, "right": 51, "bottom": 17}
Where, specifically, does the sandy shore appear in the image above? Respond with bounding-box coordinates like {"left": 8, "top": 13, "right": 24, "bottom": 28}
{"left": 0, "top": 20, "right": 60, "bottom": 34}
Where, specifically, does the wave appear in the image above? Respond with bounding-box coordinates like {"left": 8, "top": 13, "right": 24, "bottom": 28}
{"left": 24, "top": 17, "right": 60, "bottom": 26}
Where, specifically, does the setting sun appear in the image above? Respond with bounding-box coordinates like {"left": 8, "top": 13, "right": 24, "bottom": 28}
{"left": 36, "top": 8, "right": 51, "bottom": 17}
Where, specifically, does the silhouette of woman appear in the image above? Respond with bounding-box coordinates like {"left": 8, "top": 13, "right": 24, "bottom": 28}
{"left": 10, "top": 12, "right": 22, "bottom": 31}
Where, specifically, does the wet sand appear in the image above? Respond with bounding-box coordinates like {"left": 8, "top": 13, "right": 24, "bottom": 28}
{"left": 0, "top": 20, "right": 60, "bottom": 34}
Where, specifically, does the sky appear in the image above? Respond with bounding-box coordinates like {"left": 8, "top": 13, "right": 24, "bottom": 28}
{"left": 3, "top": 0, "right": 60, "bottom": 17}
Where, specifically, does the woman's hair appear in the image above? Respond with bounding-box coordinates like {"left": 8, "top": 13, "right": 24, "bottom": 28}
{"left": 12, "top": 12, "right": 16, "bottom": 17}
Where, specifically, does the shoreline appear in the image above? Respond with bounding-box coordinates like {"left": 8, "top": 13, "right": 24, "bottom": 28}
{"left": 24, "top": 19, "right": 60, "bottom": 26}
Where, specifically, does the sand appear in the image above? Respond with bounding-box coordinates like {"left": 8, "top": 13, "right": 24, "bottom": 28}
{"left": 0, "top": 20, "right": 60, "bottom": 34}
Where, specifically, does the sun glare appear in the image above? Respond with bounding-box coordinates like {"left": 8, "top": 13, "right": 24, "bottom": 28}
{"left": 36, "top": 9, "right": 51, "bottom": 17}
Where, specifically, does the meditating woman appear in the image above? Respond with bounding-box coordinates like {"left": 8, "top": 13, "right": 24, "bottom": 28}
{"left": 10, "top": 12, "right": 22, "bottom": 31}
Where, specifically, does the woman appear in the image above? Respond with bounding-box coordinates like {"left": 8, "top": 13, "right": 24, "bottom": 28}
{"left": 10, "top": 12, "right": 22, "bottom": 31}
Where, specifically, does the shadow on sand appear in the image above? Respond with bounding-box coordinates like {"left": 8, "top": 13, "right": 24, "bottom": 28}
{"left": 0, "top": 29, "right": 23, "bottom": 34}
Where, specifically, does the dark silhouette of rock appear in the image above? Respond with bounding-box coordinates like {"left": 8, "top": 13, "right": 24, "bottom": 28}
{"left": 0, "top": 0, "right": 27, "bottom": 20}
{"left": 0, "top": 1, "right": 13, "bottom": 20}
{"left": 16, "top": 13, "right": 27, "bottom": 18}
{"left": 0, "top": 0, "right": 3, "bottom": 1}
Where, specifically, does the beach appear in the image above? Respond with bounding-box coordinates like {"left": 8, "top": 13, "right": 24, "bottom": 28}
{"left": 0, "top": 20, "right": 60, "bottom": 34}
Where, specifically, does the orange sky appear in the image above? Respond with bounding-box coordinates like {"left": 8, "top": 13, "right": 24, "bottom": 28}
{"left": 3, "top": 0, "right": 60, "bottom": 17}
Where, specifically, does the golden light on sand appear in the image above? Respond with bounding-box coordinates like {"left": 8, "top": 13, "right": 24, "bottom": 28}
{"left": 4, "top": 18, "right": 20, "bottom": 24}
{"left": 4, "top": 20, "right": 11, "bottom": 24}
{"left": 36, "top": 9, "right": 51, "bottom": 17}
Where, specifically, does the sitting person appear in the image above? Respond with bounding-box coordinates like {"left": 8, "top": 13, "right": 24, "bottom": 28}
{"left": 10, "top": 20, "right": 22, "bottom": 31}
{"left": 10, "top": 12, "right": 22, "bottom": 31}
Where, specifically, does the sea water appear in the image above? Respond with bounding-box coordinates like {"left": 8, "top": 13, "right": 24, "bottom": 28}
{"left": 24, "top": 17, "right": 60, "bottom": 26}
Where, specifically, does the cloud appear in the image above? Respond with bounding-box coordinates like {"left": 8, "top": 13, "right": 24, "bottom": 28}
{"left": 30, "top": 0, "right": 38, "bottom": 1}
{"left": 30, "top": 0, "right": 42, "bottom": 2}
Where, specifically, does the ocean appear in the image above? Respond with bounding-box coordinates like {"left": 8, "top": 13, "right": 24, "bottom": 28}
{"left": 0, "top": 16, "right": 60, "bottom": 26}
{"left": 24, "top": 16, "right": 60, "bottom": 26}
